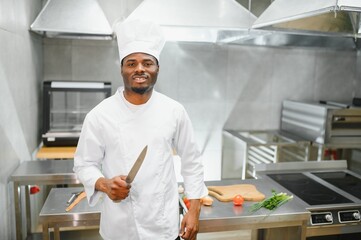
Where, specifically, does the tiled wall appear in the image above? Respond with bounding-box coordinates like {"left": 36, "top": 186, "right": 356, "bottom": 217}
{"left": 44, "top": 40, "right": 359, "bottom": 182}
{"left": 0, "top": 0, "right": 43, "bottom": 239}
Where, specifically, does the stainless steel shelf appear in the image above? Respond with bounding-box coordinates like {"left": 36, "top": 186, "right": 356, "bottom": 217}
{"left": 222, "top": 130, "right": 311, "bottom": 179}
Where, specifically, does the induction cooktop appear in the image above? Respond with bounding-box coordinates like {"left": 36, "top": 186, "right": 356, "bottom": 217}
{"left": 267, "top": 173, "right": 353, "bottom": 206}
{"left": 312, "top": 171, "right": 361, "bottom": 200}
{"left": 257, "top": 161, "right": 361, "bottom": 231}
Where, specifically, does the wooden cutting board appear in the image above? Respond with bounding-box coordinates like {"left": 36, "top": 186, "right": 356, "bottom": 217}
{"left": 208, "top": 184, "right": 265, "bottom": 202}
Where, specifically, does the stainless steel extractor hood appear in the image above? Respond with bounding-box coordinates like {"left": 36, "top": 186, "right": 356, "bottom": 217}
{"left": 252, "top": 0, "right": 361, "bottom": 37}
{"left": 219, "top": 0, "right": 360, "bottom": 49}
{"left": 124, "top": 0, "right": 257, "bottom": 43}
{"left": 30, "top": 0, "right": 112, "bottom": 40}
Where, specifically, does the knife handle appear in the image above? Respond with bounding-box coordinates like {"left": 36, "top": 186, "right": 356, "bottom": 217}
{"left": 65, "top": 191, "right": 86, "bottom": 212}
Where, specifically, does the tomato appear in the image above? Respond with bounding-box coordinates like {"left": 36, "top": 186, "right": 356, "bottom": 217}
{"left": 233, "top": 194, "right": 244, "bottom": 206}
{"left": 182, "top": 196, "right": 191, "bottom": 209}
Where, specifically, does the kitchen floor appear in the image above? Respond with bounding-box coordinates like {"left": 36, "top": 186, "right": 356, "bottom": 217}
{"left": 30, "top": 229, "right": 252, "bottom": 240}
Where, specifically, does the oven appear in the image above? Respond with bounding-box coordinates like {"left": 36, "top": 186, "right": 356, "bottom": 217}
{"left": 281, "top": 100, "right": 361, "bottom": 145}
{"left": 42, "top": 81, "right": 111, "bottom": 146}
{"left": 256, "top": 160, "right": 361, "bottom": 239}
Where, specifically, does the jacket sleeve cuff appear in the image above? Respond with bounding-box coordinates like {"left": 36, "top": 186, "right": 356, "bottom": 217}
{"left": 83, "top": 172, "right": 105, "bottom": 207}
{"left": 184, "top": 178, "right": 208, "bottom": 199}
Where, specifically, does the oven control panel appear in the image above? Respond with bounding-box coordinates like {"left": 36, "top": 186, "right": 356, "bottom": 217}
{"left": 310, "top": 209, "right": 361, "bottom": 226}
{"left": 338, "top": 210, "right": 361, "bottom": 223}
{"left": 310, "top": 212, "right": 333, "bottom": 225}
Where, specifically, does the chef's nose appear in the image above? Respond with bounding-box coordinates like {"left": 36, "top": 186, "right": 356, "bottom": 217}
{"left": 135, "top": 63, "right": 145, "bottom": 72}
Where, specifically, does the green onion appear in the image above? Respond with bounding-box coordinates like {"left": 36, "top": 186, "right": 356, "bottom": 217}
{"left": 249, "top": 190, "right": 293, "bottom": 212}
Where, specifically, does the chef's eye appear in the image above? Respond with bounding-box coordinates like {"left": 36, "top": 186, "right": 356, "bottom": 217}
{"left": 144, "top": 61, "right": 155, "bottom": 67}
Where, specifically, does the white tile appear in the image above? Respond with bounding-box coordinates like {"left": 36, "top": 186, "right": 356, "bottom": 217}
{"left": 13, "top": 0, "right": 42, "bottom": 35}
{"left": 221, "top": 132, "right": 246, "bottom": 179}
{"left": 226, "top": 45, "right": 274, "bottom": 102}
{"left": 224, "top": 101, "right": 278, "bottom": 130}
{"left": 156, "top": 42, "right": 181, "bottom": 100}
{"left": 270, "top": 48, "right": 316, "bottom": 104}
{"left": 72, "top": 41, "right": 120, "bottom": 82}
{"left": 194, "top": 130, "right": 223, "bottom": 152}
{"left": 314, "top": 50, "right": 358, "bottom": 102}
{"left": 0, "top": 137, "right": 19, "bottom": 240}
{"left": 182, "top": 101, "right": 227, "bottom": 131}
{"left": 0, "top": 0, "right": 16, "bottom": 33}
{"left": 4, "top": 32, "right": 42, "bottom": 152}
{"left": 202, "top": 149, "right": 222, "bottom": 180}
{"left": 173, "top": 132, "right": 222, "bottom": 182}
{"left": 0, "top": 2, "right": 44, "bottom": 236}
{"left": 172, "top": 42, "right": 227, "bottom": 102}
{"left": 44, "top": 41, "right": 73, "bottom": 80}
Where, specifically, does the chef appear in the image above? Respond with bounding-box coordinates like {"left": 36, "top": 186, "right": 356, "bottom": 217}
{"left": 74, "top": 19, "right": 208, "bottom": 240}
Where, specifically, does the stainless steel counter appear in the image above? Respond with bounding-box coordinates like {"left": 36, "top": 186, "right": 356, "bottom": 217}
{"left": 10, "top": 159, "right": 78, "bottom": 184}
{"left": 198, "top": 179, "right": 310, "bottom": 240}
{"left": 37, "top": 178, "right": 309, "bottom": 240}
{"left": 10, "top": 160, "right": 80, "bottom": 240}
{"left": 39, "top": 187, "right": 100, "bottom": 240}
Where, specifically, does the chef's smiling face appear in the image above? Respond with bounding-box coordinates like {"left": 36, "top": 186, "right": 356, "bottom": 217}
{"left": 121, "top": 52, "right": 159, "bottom": 95}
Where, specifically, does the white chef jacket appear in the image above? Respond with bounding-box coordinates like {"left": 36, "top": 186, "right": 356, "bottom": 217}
{"left": 74, "top": 88, "right": 208, "bottom": 240}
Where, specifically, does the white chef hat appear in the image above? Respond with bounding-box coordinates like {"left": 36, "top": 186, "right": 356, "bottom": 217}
{"left": 114, "top": 19, "right": 165, "bottom": 63}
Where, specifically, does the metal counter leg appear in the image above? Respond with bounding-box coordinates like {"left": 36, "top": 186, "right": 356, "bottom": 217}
{"left": 300, "top": 221, "right": 307, "bottom": 240}
{"left": 25, "top": 185, "right": 31, "bottom": 236}
{"left": 42, "top": 222, "right": 50, "bottom": 240}
{"left": 251, "top": 229, "right": 258, "bottom": 240}
{"left": 54, "top": 223, "right": 61, "bottom": 240}
{"left": 13, "top": 182, "right": 22, "bottom": 240}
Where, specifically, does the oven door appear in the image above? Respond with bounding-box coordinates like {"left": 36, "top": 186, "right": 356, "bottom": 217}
{"left": 308, "top": 232, "right": 361, "bottom": 240}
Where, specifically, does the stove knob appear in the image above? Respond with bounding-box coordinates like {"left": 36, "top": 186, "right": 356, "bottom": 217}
{"left": 353, "top": 212, "right": 360, "bottom": 220}
{"left": 325, "top": 214, "right": 333, "bottom": 222}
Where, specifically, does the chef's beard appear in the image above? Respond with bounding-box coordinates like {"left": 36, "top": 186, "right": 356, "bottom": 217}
{"left": 131, "top": 86, "right": 149, "bottom": 95}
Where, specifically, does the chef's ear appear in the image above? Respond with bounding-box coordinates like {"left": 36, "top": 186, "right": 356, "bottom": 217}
{"left": 120, "top": 58, "right": 124, "bottom": 68}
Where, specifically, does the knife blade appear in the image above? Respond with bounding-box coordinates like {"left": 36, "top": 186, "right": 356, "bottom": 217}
{"left": 125, "top": 145, "right": 148, "bottom": 184}
{"left": 66, "top": 191, "right": 82, "bottom": 205}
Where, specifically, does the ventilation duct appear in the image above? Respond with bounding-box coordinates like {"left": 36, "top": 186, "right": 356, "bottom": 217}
{"left": 30, "top": 0, "right": 113, "bottom": 40}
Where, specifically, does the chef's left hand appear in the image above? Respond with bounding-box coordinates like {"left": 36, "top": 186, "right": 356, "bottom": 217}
{"left": 180, "top": 199, "right": 201, "bottom": 240}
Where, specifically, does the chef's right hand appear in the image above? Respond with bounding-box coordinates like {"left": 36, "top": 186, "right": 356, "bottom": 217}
{"left": 95, "top": 175, "right": 131, "bottom": 202}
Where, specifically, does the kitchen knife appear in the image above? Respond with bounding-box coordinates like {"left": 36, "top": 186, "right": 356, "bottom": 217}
{"left": 65, "top": 191, "right": 86, "bottom": 212}
{"left": 66, "top": 191, "right": 82, "bottom": 205}
{"left": 125, "top": 145, "right": 148, "bottom": 184}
